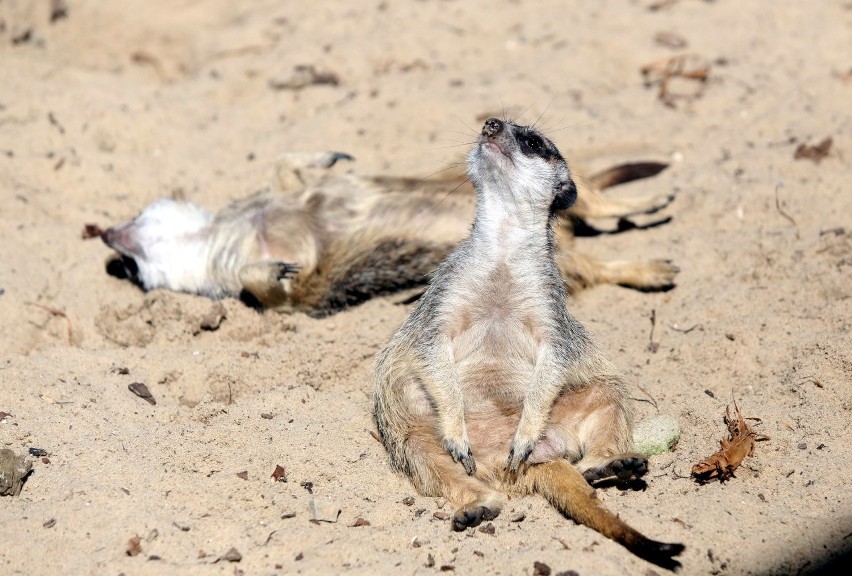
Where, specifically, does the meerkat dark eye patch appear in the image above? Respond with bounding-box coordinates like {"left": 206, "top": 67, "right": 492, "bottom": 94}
{"left": 519, "top": 133, "right": 546, "bottom": 157}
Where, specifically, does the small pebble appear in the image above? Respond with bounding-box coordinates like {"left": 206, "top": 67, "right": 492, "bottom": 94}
{"left": 632, "top": 415, "right": 681, "bottom": 457}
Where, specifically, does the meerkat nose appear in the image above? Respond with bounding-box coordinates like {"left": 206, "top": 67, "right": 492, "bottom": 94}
{"left": 482, "top": 118, "right": 504, "bottom": 137}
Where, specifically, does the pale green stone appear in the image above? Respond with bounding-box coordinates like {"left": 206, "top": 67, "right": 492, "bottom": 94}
{"left": 632, "top": 415, "right": 681, "bottom": 457}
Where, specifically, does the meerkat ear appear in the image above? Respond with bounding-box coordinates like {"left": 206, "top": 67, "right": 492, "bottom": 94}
{"left": 550, "top": 179, "right": 577, "bottom": 213}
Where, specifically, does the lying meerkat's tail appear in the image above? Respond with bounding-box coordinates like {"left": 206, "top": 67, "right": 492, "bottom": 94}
{"left": 587, "top": 162, "right": 669, "bottom": 191}
{"left": 525, "top": 460, "right": 684, "bottom": 571}
{"left": 291, "top": 228, "right": 453, "bottom": 316}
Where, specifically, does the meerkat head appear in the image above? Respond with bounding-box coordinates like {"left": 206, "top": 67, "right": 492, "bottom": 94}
{"left": 101, "top": 198, "right": 213, "bottom": 293}
{"left": 469, "top": 118, "right": 577, "bottom": 216}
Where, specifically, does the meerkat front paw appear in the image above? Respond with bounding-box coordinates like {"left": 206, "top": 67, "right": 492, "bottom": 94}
{"left": 443, "top": 437, "right": 476, "bottom": 476}
{"left": 505, "top": 436, "right": 536, "bottom": 473}
{"left": 238, "top": 260, "right": 300, "bottom": 308}
{"left": 272, "top": 261, "right": 301, "bottom": 280}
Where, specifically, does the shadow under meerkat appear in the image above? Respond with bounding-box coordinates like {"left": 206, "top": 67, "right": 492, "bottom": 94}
{"left": 101, "top": 143, "right": 677, "bottom": 317}
{"left": 373, "top": 118, "right": 684, "bottom": 569}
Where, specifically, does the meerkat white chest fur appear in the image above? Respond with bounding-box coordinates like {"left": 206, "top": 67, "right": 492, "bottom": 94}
{"left": 419, "top": 118, "right": 589, "bottom": 413}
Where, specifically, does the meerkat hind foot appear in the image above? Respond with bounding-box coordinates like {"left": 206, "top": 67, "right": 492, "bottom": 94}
{"left": 582, "top": 454, "right": 648, "bottom": 485}
{"left": 451, "top": 498, "right": 502, "bottom": 531}
{"left": 611, "top": 259, "right": 679, "bottom": 290}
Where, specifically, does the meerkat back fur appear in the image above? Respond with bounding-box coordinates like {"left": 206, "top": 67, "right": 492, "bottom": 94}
{"left": 373, "top": 118, "right": 684, "bottom": 569}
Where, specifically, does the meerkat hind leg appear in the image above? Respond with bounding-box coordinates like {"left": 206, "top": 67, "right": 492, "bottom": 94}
{"left": 555, "top": 248, "right": 678, "bottom": 292}
{"left": 407, "top": 429, "right": 502, "bottom": 531}
{"left": 238, "top": 260, "right": 299, "bottom": 307}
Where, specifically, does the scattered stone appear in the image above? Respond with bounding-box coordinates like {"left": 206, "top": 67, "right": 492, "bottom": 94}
{"left": 172, "top": 521, "right": 190, "bottom": 531}
{"left": 414, "top": 508, "right": 427, "bottom": 517}
{"left": 352, "top": 517, "right": 370, "bottom": 527}
{"left": 271, "top": 465, "right": 287, "bottom": 482}
{"left": 261, "top": 412, "right": 273, "bottom": 419}
{"left": 198, "top": 302, "right": 226, "bottom": 331}
{"left": 632, "top": 414, "right": 681, "bottom": 457}
{"left": 0, "top": 449, "right": 32, "bottom": 496}
{"left": 295, "top": 552, "right": 304, "bottom": 561}
{"left": 281, "top": 511, "right": 296, "bottom": 519}
{"left": 41, "top": 457, "right": 50, "bottom": 464}
{"left": 478, "top": 522, "right": 496, "bottom": 535}
{"left": 425, "top": 553, "right": 435, "bottom": 568}
{"left": 433, "top": 511, "right": 451, "bottom": 521}
{"left": 128, "top": 382, "right": 156, "bottom": 405}
{"left": 401, "top": 495, "right": 415, "bottom": 506}
{"left": 435, "top": 497, "right": 447, "bottom": 509}
{"left": 509, "top": 511, "right": 526, "bottom": 522}
{"left": 308, "top": 498, "right": 341, "bottom": 523}
{"left": 43, "top": 518, "right": 56, "bottom": 528}
{"left": 28, "top": 448, "right": 48, "bottom": 457}
{"left": 534, "top": 561, "right": 552, "bottom": 576}
{"left": 300, "top": 481, "right": 313, "bottom": 494}
{"left": 236, "top": 471, "right": 248, "bottom": 480}
{"left": 221, "top": 547, "right": 242, "bottom": 562}
{"left": 268, "top": 65, "right": 340, "bottom": 91}
{"left": 440, "top": 565, "right": 456, "bottom": 572}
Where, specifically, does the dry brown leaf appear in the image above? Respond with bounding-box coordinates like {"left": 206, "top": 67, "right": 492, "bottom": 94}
{"left": 126, "top": 535, "right": 142, "bottom": 556}
{"left": 692, "top": 399, "right": 769, "bottom": 483}
{"left": 81, "top": 224, "right": 104, "bottom": 239}
{"left": 794, "top": 137, "right": 832, "bottom": 163}
{"left": 641, "top": 54, "right": 710, "bottom": 108}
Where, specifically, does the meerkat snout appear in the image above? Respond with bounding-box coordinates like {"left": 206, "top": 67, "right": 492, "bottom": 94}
{"left": 481, "top": 117, "right": 504, "bottom": 137}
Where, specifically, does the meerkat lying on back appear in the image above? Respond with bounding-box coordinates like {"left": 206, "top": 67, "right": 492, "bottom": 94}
{"left": 373, "top": 118, "right": 684, "bottom": 569}
{"left": 101, "top": 145, "right": 677, "bottom": 316}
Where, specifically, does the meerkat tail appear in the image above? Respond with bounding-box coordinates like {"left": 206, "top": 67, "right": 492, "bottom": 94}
{"left": 525, "top": 460, "right": 684, "bottom": 570}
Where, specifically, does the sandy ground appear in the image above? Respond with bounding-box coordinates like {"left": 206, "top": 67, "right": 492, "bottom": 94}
{"left": 1, "top": 1, "right": 850, "bottom": 574}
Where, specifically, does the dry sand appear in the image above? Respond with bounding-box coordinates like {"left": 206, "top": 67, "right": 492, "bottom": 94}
{"left": 1, "top": 1, "right": 850, "bottom": 574}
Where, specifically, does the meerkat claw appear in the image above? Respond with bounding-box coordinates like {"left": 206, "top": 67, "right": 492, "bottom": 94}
{"left": 273, "top": 262, "right": 301, "bottom": 280}
{"left": 505, "top": 441, "right": 534, "bottom": 473}
{"left": 444, "top": 439, "right": 476, "bottom": 475}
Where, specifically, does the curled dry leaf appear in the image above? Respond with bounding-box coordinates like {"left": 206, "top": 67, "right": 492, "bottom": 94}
{"left": 692, "top": 399, "right": 769, "bottom": 483}
{"left": 126, "top": 535, "right": 142, "bottom": 556}
{"left": 641, "top": 54, "right": 711, "bottom": 108}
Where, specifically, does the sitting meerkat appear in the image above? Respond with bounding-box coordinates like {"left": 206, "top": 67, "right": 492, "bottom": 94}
{"left": 373, "top": 118, "right": 684, "bottom": 569}
{"left": 101, "top": 146, "right": 677, "bottom": 316}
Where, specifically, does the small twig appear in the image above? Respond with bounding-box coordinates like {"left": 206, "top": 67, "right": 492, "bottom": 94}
{"left": 26, "top": 302, "right": 74, "bottom": 344}
{"left": 636, "top": 384, "right": 659, "bottom": 410}
{"left": 798, "top": 375, "right": 825, "bottom": 389}
{"left": 647, "top": 309, "right": 659, "bottom": 353}
{"left": 774, "top": 185, "right": 800, "bottom": 239}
